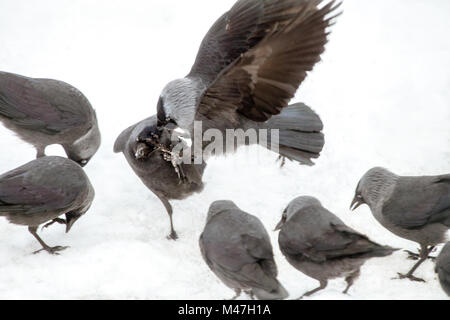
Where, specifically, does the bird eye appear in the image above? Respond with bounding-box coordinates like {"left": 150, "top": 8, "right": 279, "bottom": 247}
{"left": 81, "top": 160, "right": 87, "bottom": 164}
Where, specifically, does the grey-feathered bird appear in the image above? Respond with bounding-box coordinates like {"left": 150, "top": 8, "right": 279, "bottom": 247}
{"left": 144, "top": 0, "right": 341, "bottom": 166}
{"left": 199, "top": 200, "right": 289, "bottom": 300}
{"left": 0, "top": 71, "right": 101, "bottom": 166}
{"left": 351, "top": 167, "right": 450, "bottom": 282}
{"left": 435, "top": 242, "right": 450, "bottom": 297}
{"left": 0, "top": 156, "right": 95, "bottom": 254}
{"left": 114, "top": 116, "right": 206, "bottom": 240}
{"left": 276, "top": 196, "right": 396, "bottom": 298}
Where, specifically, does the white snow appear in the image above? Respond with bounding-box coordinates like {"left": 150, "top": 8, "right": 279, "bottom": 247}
{"left": 0, "top": 0, "right": 449, "bottom": 300}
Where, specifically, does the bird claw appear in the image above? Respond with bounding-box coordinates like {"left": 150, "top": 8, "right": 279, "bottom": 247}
{"left": 33, "top": 246, "right": 70, "bottom": 255}
{"left": 395, "top": 273, "right": 426, "bottom": 283}
{"left": 166, "top": 231, "right": 179, "bottom": 241}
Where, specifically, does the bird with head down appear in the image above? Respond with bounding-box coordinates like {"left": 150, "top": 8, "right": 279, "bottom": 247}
{"left": 0, "top": 156, "right": 95, "bottom": 255}
{"left": 0, "top": 71, "right": 101, "bottom": 167}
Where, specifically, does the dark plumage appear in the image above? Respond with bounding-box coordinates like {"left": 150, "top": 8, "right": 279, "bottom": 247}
{"left": 0, "top": 156, "right": 95, "bottom": 254}
{"left": 113, "top": 116, "right": 206, "bottom": 240}
{"left": 435, "top": 242, "right": 450, "bottom": 297}
{"left": 143, "top": 0, "right": 341, "bottom": 166}
{"left": 0, "top": 71, "right": 101, "bottom": 166}
{"left": 276, "top": 196, "right": 396, "bottom": 298}
{"left": 352, "top": 167, "right": 450, "bottom": 282}
{"left": 199, "top": 200, "right": 288, "bottom": 300}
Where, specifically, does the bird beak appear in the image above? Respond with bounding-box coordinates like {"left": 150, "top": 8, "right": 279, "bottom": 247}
{"left": 65, "top": 215, "right": 79, "bottom": 233}
{"left": 350, "top": 196, "right": 365, "bottom": 211}
{"left": 274, "top": 218, "right": 285, "bottom": 231}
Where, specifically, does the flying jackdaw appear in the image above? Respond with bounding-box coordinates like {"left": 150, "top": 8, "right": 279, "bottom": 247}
{"left": 351, "top": 167, "right": 450, "bottom": 282}
{"left": 140, "top": 0, "right": 341, "bottom": 168}
{"left": 114, "top": 116, "right": 206, "bottom": 240}
{"left": 0, "top": 156, "right": 95, "bottom": 254}
{"left": 276, "top": 196, "right": 396, "bottom": 298}
{"left": 0, "top": 71, "right": 101, "bottom": 166}
{"left": 435, "top": 242, "right": 450, "bottom": 297}
{"left": 199, "top": 200, "right": 289, "bottom": 300}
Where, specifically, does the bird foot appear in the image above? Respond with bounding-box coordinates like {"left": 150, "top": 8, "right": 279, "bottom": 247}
{"left": 166, "top": 231, "right": 179, "bottom": 241}
{"left": 33, "top": 246, "right": 69, "bottom": 255}
{"left": 395, "top": 273, "right": 426, "bottom": 283}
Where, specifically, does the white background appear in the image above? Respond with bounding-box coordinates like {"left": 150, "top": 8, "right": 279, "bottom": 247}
{"left": 0, "top": 0, "right": 449, "bottom": 299}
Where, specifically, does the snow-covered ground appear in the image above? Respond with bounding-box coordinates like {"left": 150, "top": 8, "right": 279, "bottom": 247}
{"left": 0, "top": 0, "right": 449, "bottom": 300}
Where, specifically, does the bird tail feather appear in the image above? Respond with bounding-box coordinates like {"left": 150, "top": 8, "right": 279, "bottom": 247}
{"left": 262, "top": 103, "right": 324, "bottom": 166}
{"left": 363, "top": 245, "right": 399, "bottom": 259}
{"left": 252, "top": 280, "right": 289, "bottom": 300}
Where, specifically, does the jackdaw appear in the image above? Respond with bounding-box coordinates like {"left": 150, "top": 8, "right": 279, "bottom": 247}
{"left": 199, "top": 200, "right": 289, "bottom": 300}
{"left": 141, "top": 0, "right": 341, "bottom": 168}
{"left": 351, "top": 167, "right": 450, "bottom": 282}
{"left": 276, "top": 196, "right": 396, "bottom": 298}
{"left": 114, "top": 116, "right": 206, "bottom": 240}
{"left": 0, "top": 156, "right": 95, "bottom": 254}
{"left": 0, "top": 71, "right": 101, "bottom": 166}
{"left": 435, "top": 242, "right": 450, "bottom": 297}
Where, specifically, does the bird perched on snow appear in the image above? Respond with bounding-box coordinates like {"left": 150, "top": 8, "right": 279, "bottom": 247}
{"left": 0, "top": 71, "right": 101, "bottom": 166}
{"left": 435, "top": 242, "right": 450, "bottom": 297}
{"left": 199, "top": 200, "right": 289, "bottom": 300}
{"left": 141, "top": 0, "right": 341, "bottom": 167}
{"left": 0, "top": 156, "right": 95, "bottom": 254}
{"left": 276, "top": 196, "right": 396, "bottom": 298}
{"left": 114, "top": 116, "right": 206, "bottom": 240}
{"left": 351, "top": 167, "right": 450, "bottom": 282}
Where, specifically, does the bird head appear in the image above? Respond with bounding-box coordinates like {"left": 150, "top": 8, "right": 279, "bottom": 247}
{"left": 157, "top": 78, "right": 199, "bottom": 130}
{"left": 65, "top": 121, "right": 101, "bottom": 167}
{"left": 207, "top": 200, "right": 238, "bottom": 222}
{"left": 275, "top": 196, "right": 322, "bottom": 231}
{"left": 351, "top": 167, "right": 397, "bottom": 211}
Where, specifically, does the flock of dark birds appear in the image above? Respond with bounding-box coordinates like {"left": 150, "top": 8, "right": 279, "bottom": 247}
{"left": 0, "top": 0, "right": 449, "bottom": 300}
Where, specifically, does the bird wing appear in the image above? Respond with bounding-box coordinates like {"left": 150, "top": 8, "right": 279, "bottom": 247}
{"left": 0, "top": 73, "right": 88, "bottom": 135}
{"left": 194, "top": 0, "right": 340, "bottom": 127}
{"left": 188, "top": 0, "right": 319, "bottom": 85}
{"left": 279, "top": 210, "right": 383, "bottom": 263}
{"left": 200, "top": 225, "right": 278, "bottom": 292}
{"left": 382, "top": 175, "right": 450, "bottom": 229}
{"left": 0, "top": 166, "right": 77, "bottom": 216}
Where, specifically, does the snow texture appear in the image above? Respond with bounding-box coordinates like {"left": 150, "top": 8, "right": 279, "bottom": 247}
{"left": 0, "top": 0, "right": 449, "bottom": 300}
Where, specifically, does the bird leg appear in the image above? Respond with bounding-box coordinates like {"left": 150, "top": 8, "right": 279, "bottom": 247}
{"left": 28, "top": 226, "right": 69, "bottom": 255}
{"left": 343, "top": 269, "right": 360, "bottom": 294}
{"left": 297, "top": 280, "right": 328, "bottom": 299}
{"left": 245, "top": 290, "right": 256, "bottom": 300}
{"left": 41, "top": 218, "right": 66, "bottom": 230}
{"left": 36, "top": 147, "right": 46, "bottom": 158}
{"left": 397, "top": 245, "right": 434, "bottom": 282}
{"left": 155, "top": 193, "right": 178, "bottom": 240}
{"left": 276, "top": 155, "right": 286, "bottom": 168}
{"left": 228, "top": 289, "right": 242, "bottom": 300}
{"left": 405, "top": 247, "right": 437, "bottom": 261}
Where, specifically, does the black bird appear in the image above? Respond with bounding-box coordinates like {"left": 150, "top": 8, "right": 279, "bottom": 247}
{"left": 114, "top": 116, "right": 206, "bottom": 240}
{"left": 0, "top": 71, "right": 101, "bottom": 166}
{"left": 0, "top": 156, "right": 95, "bottom": 254}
